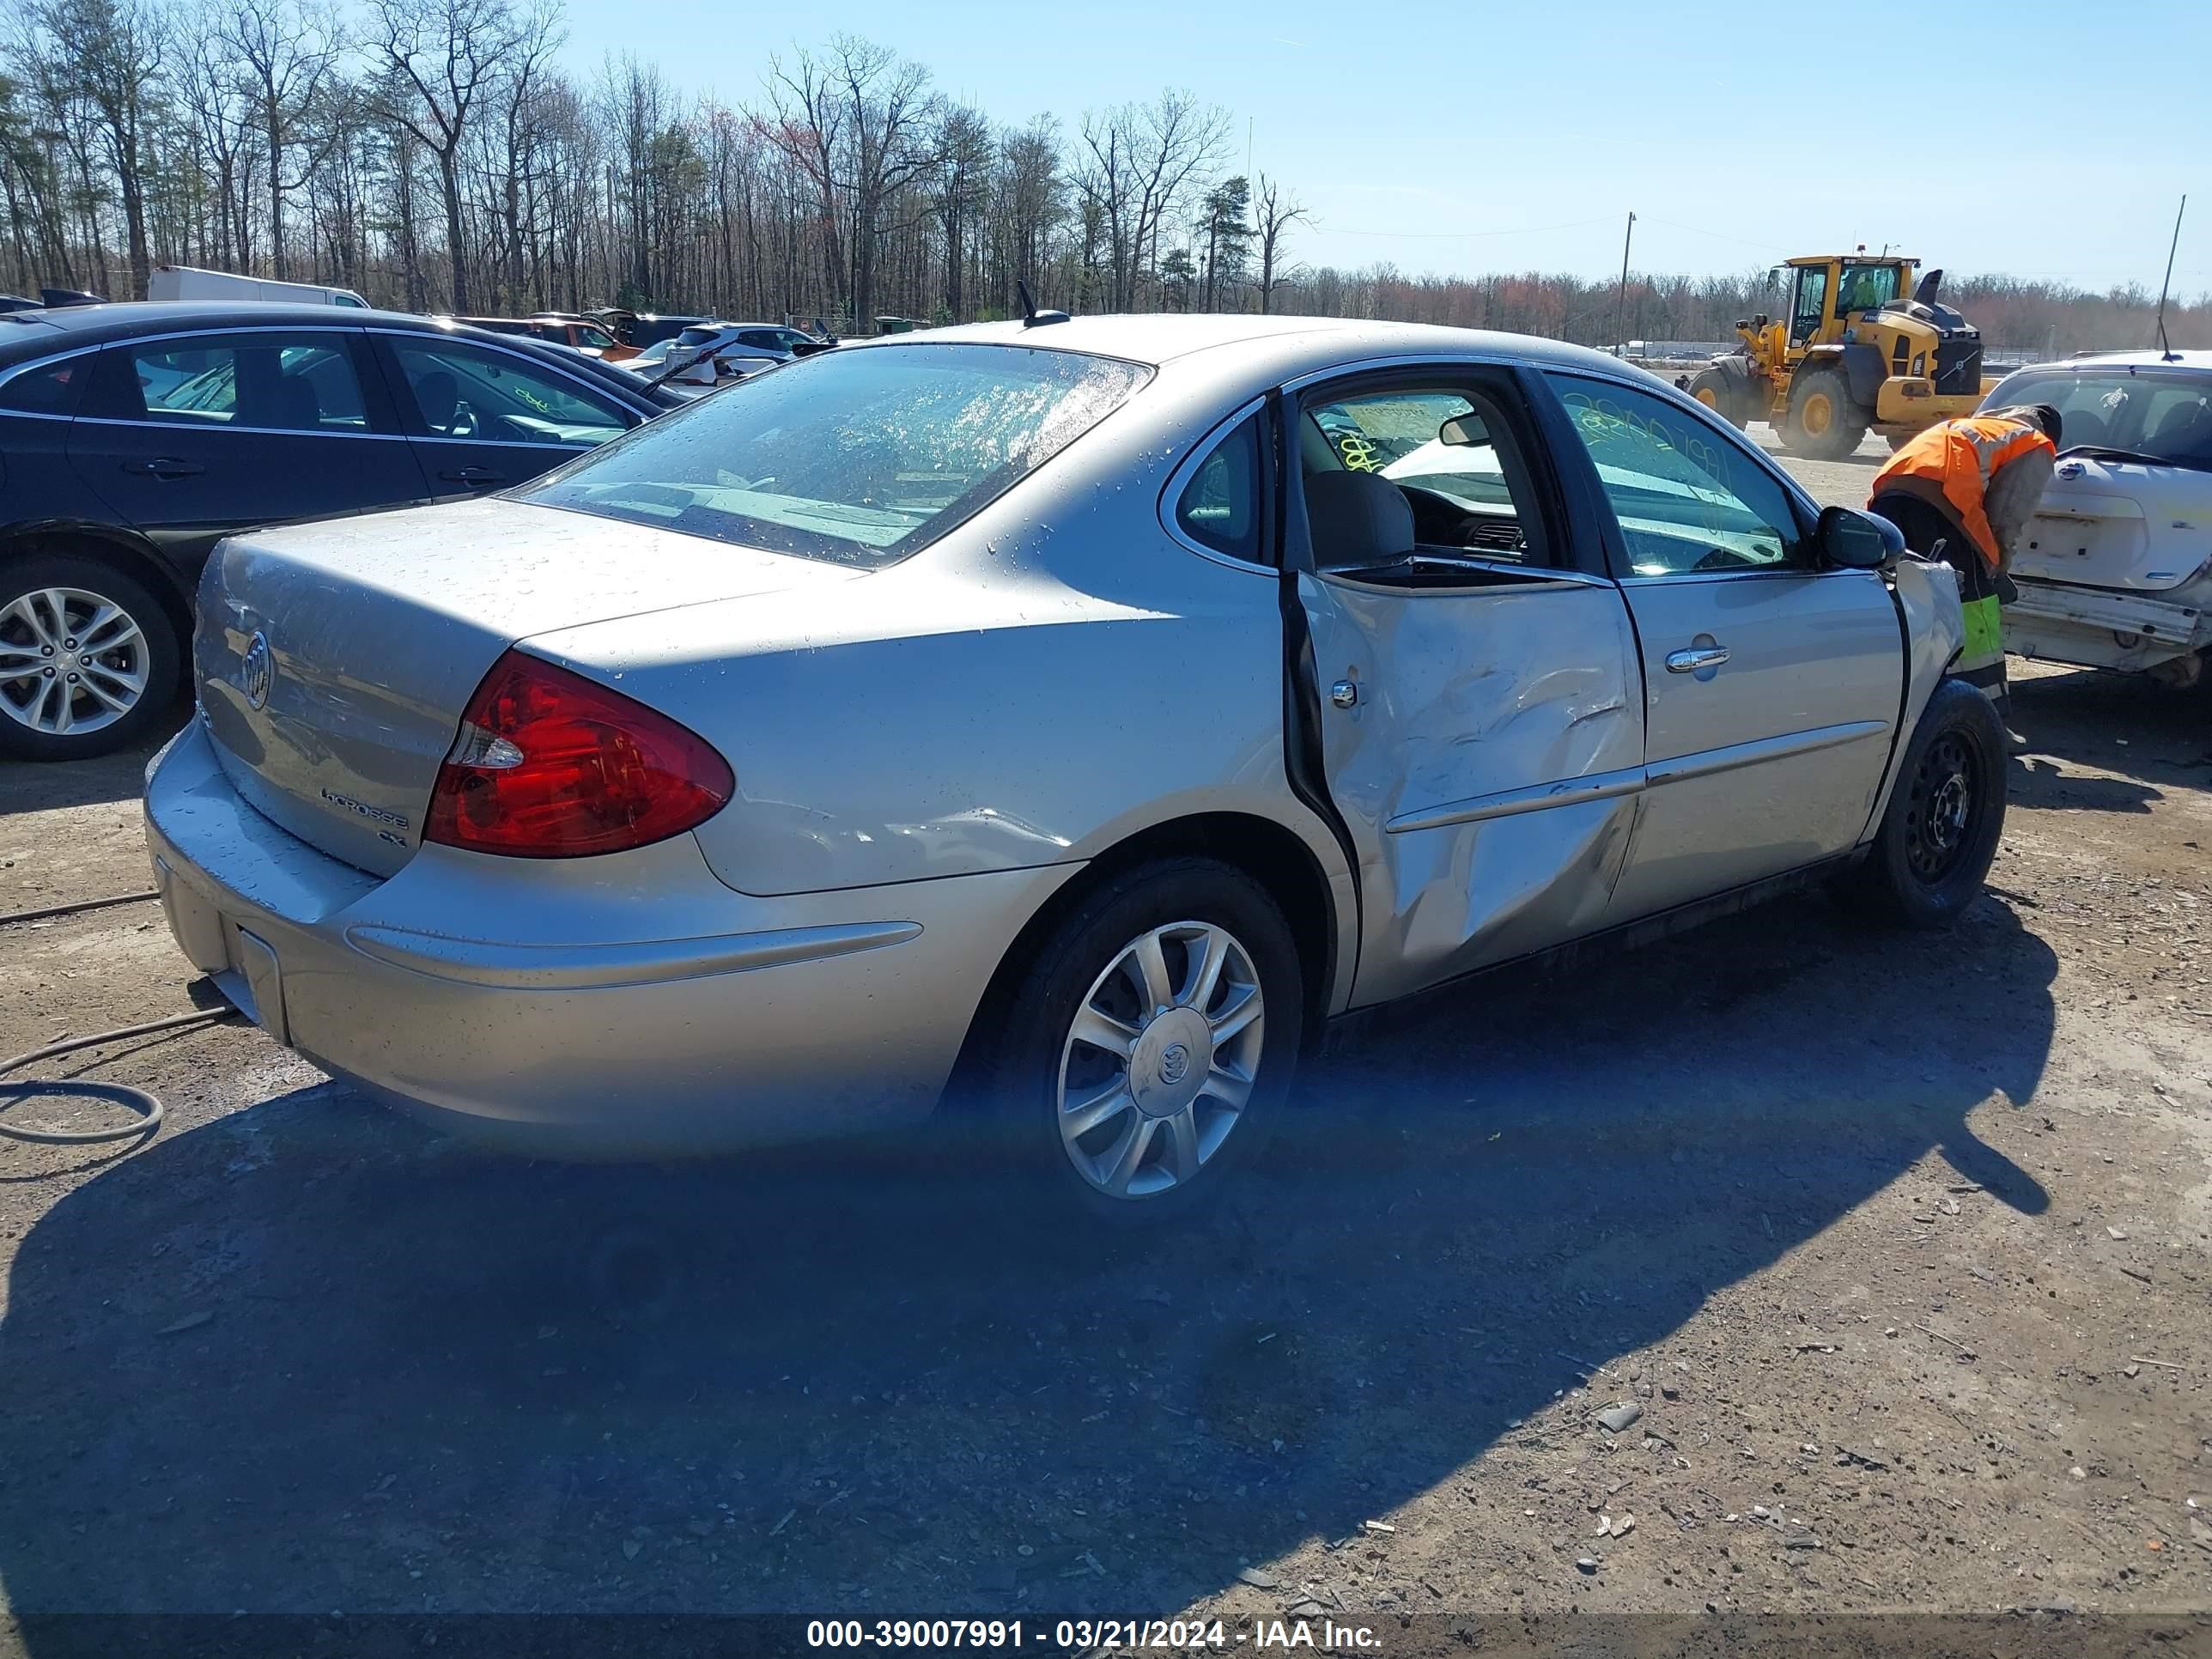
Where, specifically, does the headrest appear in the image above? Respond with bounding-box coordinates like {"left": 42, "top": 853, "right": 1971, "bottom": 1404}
{"left": 1305, "top": 471, "right": 1413, "bottom": 566}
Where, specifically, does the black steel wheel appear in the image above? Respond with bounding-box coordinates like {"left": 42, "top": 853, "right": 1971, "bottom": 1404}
{"left": 1846, "top": 678, "right": 2008, "bottom": 928}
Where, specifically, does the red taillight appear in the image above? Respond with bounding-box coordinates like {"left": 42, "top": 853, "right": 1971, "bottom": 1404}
{"left": 423, "top": 651, "right": 733, "bottom": 858}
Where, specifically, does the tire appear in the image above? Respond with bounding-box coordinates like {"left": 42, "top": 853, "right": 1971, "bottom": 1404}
{"left": 1783, "top": 367, "right": 1871, "bottom": 460}
{"left": 0, "top": 551, "right": 183, "bottom": 762}
{"left": 1685, "top": 368, "right": 1745, "bottom": 429}
{"left": 986, "top": 856, "right": 1305, "bottom": 1224}
{"left": 1846, "top": 678, "right": 2008, "bottom": 928}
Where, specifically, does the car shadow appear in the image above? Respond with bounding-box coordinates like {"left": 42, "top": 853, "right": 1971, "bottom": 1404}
{"left": 0, "top": 891, "right": 2055, "bottom": 1620}
{"left": 2008, "top": 757, "right": 2163, "bottom": 816}
{"left": 2011, "top": 665, "right": 2212, "bottom": 789}
{"left": 0, "top": 715, "right": 182, "bottom": 816}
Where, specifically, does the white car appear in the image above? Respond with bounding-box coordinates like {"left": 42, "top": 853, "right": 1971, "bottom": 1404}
{"left": 1981, "top": 350, "right": 2212, "bottom": 689}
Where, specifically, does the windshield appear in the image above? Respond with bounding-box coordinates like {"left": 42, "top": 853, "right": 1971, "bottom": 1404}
{"left": 520, "top": 342, "right": 1152, "bottom": 567}
{"left": 1990, "top": 368, "right": 2212, "bottom": 471}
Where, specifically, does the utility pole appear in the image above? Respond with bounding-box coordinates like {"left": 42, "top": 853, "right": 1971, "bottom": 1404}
{"left": 1614, "top": 211, "right": 1636, "bottom": 356}
{"left": 2154, "top": 194, "right": 2187, "bottom": 361}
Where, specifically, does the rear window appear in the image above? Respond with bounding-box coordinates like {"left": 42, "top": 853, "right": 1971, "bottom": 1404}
{"left": 520, "top": 343, "right": 1152, "bottom": 567}
{"left": 1989, "top": 368, "right": 2212, "bottom": 472}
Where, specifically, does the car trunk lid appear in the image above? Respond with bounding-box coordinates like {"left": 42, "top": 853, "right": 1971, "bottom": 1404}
{"left": 195, "top": 497, "right": 860, "bottom": 876}
{"left": 2012, "top": 457, "right": 2212, "bottom": 592}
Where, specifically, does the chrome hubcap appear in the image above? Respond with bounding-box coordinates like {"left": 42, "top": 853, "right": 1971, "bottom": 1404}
{"left": 0, "top": 586, "right": 149, "bottom": 736}
{"left": 1056, "top": 920, "right": 1265, "bottom": 1200}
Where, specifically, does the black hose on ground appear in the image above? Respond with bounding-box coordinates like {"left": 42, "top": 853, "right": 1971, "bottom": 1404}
{"left": 0, "top": 891, "right": 240, "bottom": 1147}
{"left": 0, "top": 890, "right": 161, "bottom": 928}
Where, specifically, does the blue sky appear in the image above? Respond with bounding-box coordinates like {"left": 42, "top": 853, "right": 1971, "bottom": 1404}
{"left": 555, "top": 0, "right": 2207, "bottom": 295}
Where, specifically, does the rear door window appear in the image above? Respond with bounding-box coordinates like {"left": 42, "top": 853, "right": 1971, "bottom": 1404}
{"left": 121, "top": 332, "right": 370, "bottom": 432}
{"left": 1302, "top": 385, "right": 1551, "bottom": 566}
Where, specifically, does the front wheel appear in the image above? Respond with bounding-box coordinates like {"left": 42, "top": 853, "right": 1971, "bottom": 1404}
{"left": 0, "top": 552, "right": 183, "bottom": 762}
{"left": 1686, "top": 368, "right": 1746, "bottom": 428}
{"left": 988, "top": 857, "right": 1305, "bottom": 1223}
{"left": 1845, "top": 678, "right": 2008, "bottom": 928}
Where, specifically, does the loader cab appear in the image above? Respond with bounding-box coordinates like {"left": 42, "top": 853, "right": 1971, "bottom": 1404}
{"left": 1778, "top": 256, "right": 1915, "bottom": 349}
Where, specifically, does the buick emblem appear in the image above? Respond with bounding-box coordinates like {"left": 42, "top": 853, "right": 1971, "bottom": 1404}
{"left": 1158, "top": 1042, "right": 1191, "bottom": 1086}
{"left": 240, "top": 630, "right": 273, "bottom": 711}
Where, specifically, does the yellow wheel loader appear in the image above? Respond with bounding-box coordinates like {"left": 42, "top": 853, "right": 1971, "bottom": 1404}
{"left": 1685, "top": 254, "right": 1996, "bottom": 460}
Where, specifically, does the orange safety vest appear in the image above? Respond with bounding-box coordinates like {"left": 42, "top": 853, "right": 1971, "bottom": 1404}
{"left": 1869, "top": 414, "right": 2055, "bottom": 571}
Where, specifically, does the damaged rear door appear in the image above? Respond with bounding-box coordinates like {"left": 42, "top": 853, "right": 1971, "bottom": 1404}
{"left": 1285, "top": 368, "right": 1645, "bottom": 1007}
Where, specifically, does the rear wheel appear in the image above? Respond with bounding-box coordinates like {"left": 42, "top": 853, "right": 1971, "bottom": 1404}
{"left": 1784, "top": 367, "right": 1871, "bottom": 460}
{"left": 0, "top": 552, "right": 182, "bottom": 762}
{"left": 1845, "top": 678, "right": 2007, "bottom": 928}
{"left": 987, "top": 857, "right": 1304, "bottom": 1224}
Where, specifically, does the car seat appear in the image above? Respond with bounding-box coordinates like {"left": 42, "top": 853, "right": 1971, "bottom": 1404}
{"left": 265, "top": 374, "right": 322, "bottom": 431}
{"left": 2147, "top": 399, "right": 2212, "bottom": 460}
{"left": 412, "top": 369, "right": 462, "bottom": 434}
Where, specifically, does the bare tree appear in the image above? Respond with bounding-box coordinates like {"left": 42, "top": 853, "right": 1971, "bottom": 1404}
{"left": 222, "top": 0, "right": 344, "bottom": 279}
{"left": 366, "top": 0, "right": 526, "bottom": 311}
{"left": 1076, "top": 89, "right": 1227, "bottom": 311}
{"left": 931, "top": 102, "right": 988, "bottom": 321}
{"left": 26, "top": 0, "right": 165, "bottom": 296}
{"left": 1251, "top": 173, "right": 1307, "bottom": 315}
{"left": 769, "top": 36, "right": 939, "bottom": 331}
{"left": 991, "top": 113, "right": 1060, "bottom": 313}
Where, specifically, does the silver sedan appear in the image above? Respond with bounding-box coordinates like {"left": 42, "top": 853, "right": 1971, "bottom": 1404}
{"left": 145, "top": 316, "right": 2003, "bottom": 1219}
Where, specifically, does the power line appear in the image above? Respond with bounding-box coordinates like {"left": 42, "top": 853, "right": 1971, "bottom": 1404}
{"left": 1636, "top": 216, "right": 1795, "bottom": 255}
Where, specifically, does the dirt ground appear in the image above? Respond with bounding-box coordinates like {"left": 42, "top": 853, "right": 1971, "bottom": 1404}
{"left": 1, "top": 441, "right": 2208, "bottom": 1652}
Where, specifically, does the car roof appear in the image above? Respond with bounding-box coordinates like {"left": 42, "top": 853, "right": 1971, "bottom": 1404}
{"left": 0, "top": 300, "right": 681, "bottom": 407}
{"left": 852, "top": 313, "right": 1638, "bottom": 380}
{"left": 2033, "top": 349, "right": 2212, "bottom": 372}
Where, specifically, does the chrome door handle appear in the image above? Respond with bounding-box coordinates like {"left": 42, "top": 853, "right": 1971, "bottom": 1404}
{"left": 1665, "top": 645, "right": 1730, "bottom": 674}
{"left": 122, "top": 457, "right": 204, "bottom": 479}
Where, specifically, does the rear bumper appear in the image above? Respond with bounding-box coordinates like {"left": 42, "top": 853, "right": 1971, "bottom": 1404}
{"left": 143, "top": 721, "right": 1075, "bottom": 1157}
{"left": 2006, "top": 579, "right": 2209, "bottom": 672}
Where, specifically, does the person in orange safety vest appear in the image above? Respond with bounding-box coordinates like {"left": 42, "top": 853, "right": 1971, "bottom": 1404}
{"left": 1867, "top": 404, "right": 2062, "bottom": 712}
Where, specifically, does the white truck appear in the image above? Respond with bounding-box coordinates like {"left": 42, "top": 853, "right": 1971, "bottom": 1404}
{"left": 149, "top": 264, "right": 370, "bottom": 308}
{"left": 1981, "top": 350, "right": 2212, "bottom": 690}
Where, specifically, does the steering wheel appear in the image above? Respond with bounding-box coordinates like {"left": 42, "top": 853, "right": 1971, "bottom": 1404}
{"left": 1398, "top": 483, "right": 1472, "bottom": 546}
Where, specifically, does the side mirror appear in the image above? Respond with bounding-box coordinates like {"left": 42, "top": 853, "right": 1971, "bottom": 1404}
{"left": 1819, "top": 505, "right": 1904, "bottom": 570}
